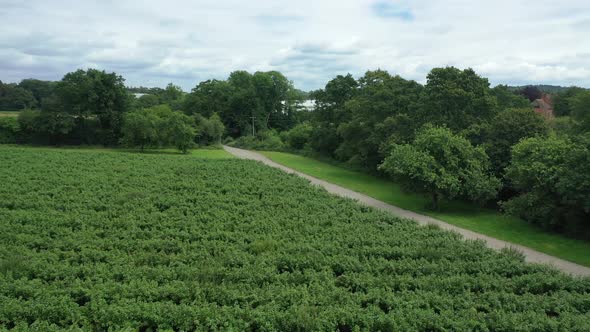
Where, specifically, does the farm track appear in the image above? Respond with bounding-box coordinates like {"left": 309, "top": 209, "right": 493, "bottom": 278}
{"left": 223, "top": 145, "right": 590, "bottom": 277}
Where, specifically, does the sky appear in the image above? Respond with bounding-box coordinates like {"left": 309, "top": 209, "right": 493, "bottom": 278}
{"left": 1, "top": 0, "right": 589, "bottom": 91}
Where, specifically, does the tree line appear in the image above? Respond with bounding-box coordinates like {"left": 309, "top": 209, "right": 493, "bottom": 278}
{"left": 0, "top": 70, "right": 226, "bottom": 150}
{"left": 1, "top": 67, "right": 589, "bottom": 238}
{"left": 231, "top": 68, "right": 590, "bottom": 239}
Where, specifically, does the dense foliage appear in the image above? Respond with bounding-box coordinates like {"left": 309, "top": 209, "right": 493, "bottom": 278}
{"left": 380, "top": 126, "right": 500, "bottom": 209}
{"left": 503, "top": 136, "right": 590, "bottom": 238}
{"left": 0, "top": 70, "right": 223, "bottom": 152}
{"left": 182, "top": 71, "right": 306, "bottom": 137}
{"left": 1, "top": 147, "right": 589, "bottom": 330}
{"left": 120, "top": 105, "right": 196, "bottom": 153}
{"left": 0, "top": 81, "right": 37, "bottom": 111}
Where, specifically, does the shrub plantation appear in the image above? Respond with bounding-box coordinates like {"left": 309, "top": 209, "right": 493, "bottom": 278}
{"left": 0, "top": 147, "right": 589, "bottom": 331}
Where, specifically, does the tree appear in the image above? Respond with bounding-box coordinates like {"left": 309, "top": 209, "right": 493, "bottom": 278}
{"left": 0, "top": 117, "right": 20, "bottom": 143}
{"left": 136, "top": 94, "right": 160, "bottom": 109}
{"left": 335, "top": 71, "right": 423, "bottom": 169}
{"left": 0, "top": 81, "right": 37, "bottom": 110}
{"left": 553, "top": 87, "right": 586, "bottom": 116}
{"left": 160, "top": 83, "right": 184, "bottom": 110}
{"left": 418, "top": 67, "right": 497, "bottom": 132}
{"left": 252, "top": 71, "right": 296, "bottom": 130}
{"left": 55, "top": 69, "right": 129, "bottom": 145}
{"left": 519, "top": 85, "right": 542, "bottom": 102}
{"left": 18, "top": 79, "right": 55, "bottom": 106}
{"left": 183, "top": 79, "right": 232, "bottom": 118}
{"left": 570, "top": 90, "right": 590, "bottom": 132}
{"left": 161, "top": 112, "right": 195, "bottom": 153}
{"left": 36, "top": 95, "right": 75, "bottom": 145}
{"left": 490, "top": 85, "right": 530, "bottom": 110}
{"left": 194, "top": 113, "right": 225, "bottom": 146}
{"left": 309, "top": 74, "right": 358, "bottom": 155}
{"left": 476, "top": 108, "right": 550, "bottom": 177}
{"left": 284, "top": 121, "right": 313, "bottom": 150}
{"left": 503, "top": 136, "right": 590, "bottom": 237}
{"left": 121, "top": 105, "right": 196, "bottom": 153}
{"left": 379, "top": 126, "right": 500, "bottom": 209}
{"left": 120, "top": 109, "right": 159, "bottom": 151}
{"left": 227, "top": 71, "right": 259, "bottom": 137}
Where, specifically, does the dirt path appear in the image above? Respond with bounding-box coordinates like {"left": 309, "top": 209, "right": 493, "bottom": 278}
{"left": 223, "top": 145, "right": 590, "bottom": 277}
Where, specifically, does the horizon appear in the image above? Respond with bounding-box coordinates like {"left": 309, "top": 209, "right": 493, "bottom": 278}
{"left": 1, "top": 0, "right": 589, "bottom": 91}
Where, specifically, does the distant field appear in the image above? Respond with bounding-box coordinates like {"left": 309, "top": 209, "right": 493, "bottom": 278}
{"left": 1, "top": 146, "right": 589, "bottom": 330}
{"left": 260, "top": 151, "right": 590, "bottom": 267}
{"left": 0, "top": 111, "right": 19, "bottom": 118}
{"left": 2, "top": 145, "right": 234, "bottom": 159}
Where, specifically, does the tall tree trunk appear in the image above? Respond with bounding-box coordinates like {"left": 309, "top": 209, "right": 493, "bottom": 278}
{"left": 431, "top": 192, "right": 439, "bottom": 210}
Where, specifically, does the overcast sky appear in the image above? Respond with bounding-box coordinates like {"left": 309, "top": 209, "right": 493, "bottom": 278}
{"left": 1, "top": 0, "right": 589, "bottom": 91}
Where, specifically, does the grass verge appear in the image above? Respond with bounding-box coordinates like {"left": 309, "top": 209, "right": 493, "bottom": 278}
{"left": 0, "top": 111, "right": 20, "bottom": 118}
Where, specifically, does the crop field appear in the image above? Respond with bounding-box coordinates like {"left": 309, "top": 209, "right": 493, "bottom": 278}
{"left": 260, "top": 151, "right": 590, "bottom": 267}
{"left": 0, "top": 147, "right": 589, "bottom": 331}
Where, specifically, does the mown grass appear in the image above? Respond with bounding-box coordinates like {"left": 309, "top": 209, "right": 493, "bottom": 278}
{"left": 0, "top": 111, "right": 20, "bottom": 118}
{"left": 260, "top": 151, "right": 590, "bottom": 267}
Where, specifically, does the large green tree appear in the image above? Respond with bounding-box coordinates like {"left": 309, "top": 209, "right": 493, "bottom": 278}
{"left": 36, "top": 95, "right": 75, "bottom": 145}
{"left": 336, "top": 70, "right": 423, "bottom": 169}
{"left": 121, "top": 105, "right": 196, "bottom": 153}
{"left": 379, "top": 126, "right": 500, "bottom": 209}
{"left": 570, "top": 90, "right": 590, "bottom": 132}
{"left": 503, "top": 135, "right": 590, "bottom": 237}
{"left": 194, "top": 113, "right": 225, "bottom": 146}
{"left": 161, "top": 111, "right": 195, "bottom": 153}
{"left": 55, "top": 69, "right": 129, "bottom": 145}
{"left": 183, "top": 79, "right": 232, "bottom": 118}
{"left": 419, "top": 67, "right": 497, "bottom": 132}
{"left": 468, "top": 108, "right": 550, "bottom": 177}
{"left": 0, "top": 81, "right": 37, "bottom": 110}
{"left": 553, "top": 87, "right": 586, "bottom": 117}
{"left": 18, "top": 79, "right": 56, "bottom": 106}
{"left": 120, "top": 109, "right": 159, "bottom": 151}
{"left": 184, "top": 71, "right": 298, "bottom": 137}
{"left": 160, "top": 83, "right": 185, "bottom": 110}
{"left": 135, "top": 94, "right": 160, "bottom": 109}
{"left": 309, "top": 74, "right": 358, "bottom": 155}
{"left": 490, "top": 85, "right": 530, "bottom": 110}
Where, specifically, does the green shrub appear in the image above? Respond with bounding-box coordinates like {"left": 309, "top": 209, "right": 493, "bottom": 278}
{"left": 284, "top": 122, "right": 313, "bottom": 150}
{"left": 0, "top": 117, "right": 20, "bottom": 143}
{"left": 230, "top": 129, "right": 285, "bottom": 151}
{"left": 194, "top": 113, "right": 224, "bottom": 146}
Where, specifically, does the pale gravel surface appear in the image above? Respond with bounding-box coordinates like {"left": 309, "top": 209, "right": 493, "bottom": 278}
{"left": 223, "top": 145, "right": 590, "bottom": 277}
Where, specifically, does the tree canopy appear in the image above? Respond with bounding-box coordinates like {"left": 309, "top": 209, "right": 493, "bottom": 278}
{"left": 379, "top": 126, "right": 500, "bottom": 209}
{"left": 503, "top": 135, "right": 590, "bottom": 237}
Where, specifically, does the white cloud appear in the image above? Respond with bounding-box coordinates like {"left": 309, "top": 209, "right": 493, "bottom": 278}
{"left": 0, "top": 0, "right": 589, "bottom": 90}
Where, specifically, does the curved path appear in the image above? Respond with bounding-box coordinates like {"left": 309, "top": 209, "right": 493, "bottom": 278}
{"left": 223, "top": 146, "right": 590, "bottom": 277}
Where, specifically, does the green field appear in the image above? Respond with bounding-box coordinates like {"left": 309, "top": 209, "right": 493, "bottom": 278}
{"left": 14, "top": 145, "right": 234, "bottom": 159}
{"left": 260, "top": 151, "right": 590, "bottom": 267}
{"left": 0, "top": 111, "right": 19, "bottom": 118}
{"left": 1, "top": 146, "right": 589, "bottom": 330}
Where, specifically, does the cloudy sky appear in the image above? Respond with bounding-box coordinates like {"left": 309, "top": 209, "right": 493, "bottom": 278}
{"left": 1, "top": 0, "right": 589, "bottom": 91}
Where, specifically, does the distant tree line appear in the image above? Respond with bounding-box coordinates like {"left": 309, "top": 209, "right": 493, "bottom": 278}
{"left": 0, "top": 70, "right": 224, "bottom": 151}
{"left": 1, "top": 67, "right": 589, "bottom": 238}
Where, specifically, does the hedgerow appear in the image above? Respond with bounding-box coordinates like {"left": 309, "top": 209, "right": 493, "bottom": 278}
{"left": 0, "top": 146, "right": 589, "bottom": 331}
